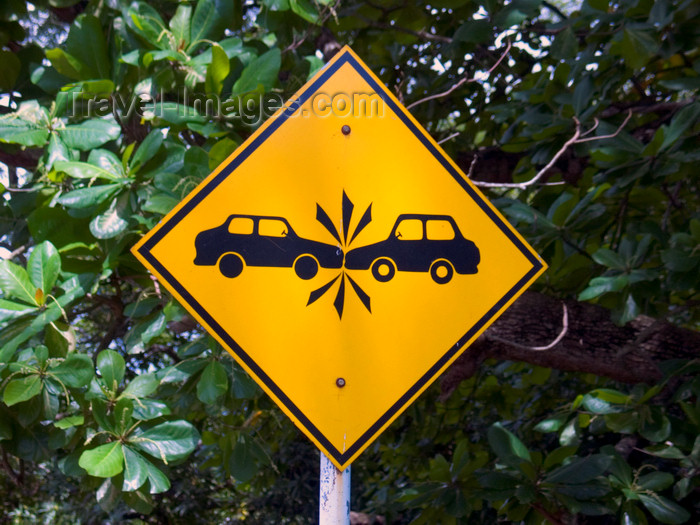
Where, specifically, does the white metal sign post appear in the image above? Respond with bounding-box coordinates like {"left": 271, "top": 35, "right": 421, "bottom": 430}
{"left": 320, "top": 453, "right": 350, "bottom": 524}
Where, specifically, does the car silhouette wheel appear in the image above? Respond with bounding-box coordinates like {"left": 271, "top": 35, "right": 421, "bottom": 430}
{"left": 430, "top": 260, "right": 454, "bottom": 284}
{"left": 294, "top": 255, "right": 319, "bottom": 280}
{"left": 219, "top": 253, "right": 244, "bottom": 278}
{"left": 371, "top": 258, "right": 396, "bottom": 282}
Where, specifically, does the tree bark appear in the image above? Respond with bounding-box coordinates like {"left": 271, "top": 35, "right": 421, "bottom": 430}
{"left": 441, "top": 291, "right": 700, "bottom": 397}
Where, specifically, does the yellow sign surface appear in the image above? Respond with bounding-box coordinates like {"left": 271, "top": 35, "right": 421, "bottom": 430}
{"left": 132, "top": 47, "right": 546, "bottom": 470}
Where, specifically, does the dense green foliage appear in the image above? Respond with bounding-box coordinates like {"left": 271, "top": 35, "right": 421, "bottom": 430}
{"left": 1, "top": 0, "right": 699, "bottom": 522}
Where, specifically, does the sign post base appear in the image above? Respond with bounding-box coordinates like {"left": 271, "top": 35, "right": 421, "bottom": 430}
{"left": 319, "top": 452, "right": 350, "bottom": 525}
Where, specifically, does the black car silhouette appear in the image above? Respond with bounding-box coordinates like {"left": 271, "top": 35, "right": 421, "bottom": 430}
{"left": 344, "top": 214, "right": 480, "bottom": 284}
{"left": 194, "top": 215, "right": 343, "bottom": 280}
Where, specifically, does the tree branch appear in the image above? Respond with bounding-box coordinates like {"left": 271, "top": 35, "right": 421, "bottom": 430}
{"left": 440, "top": 291, "right": 700, "bottom": 399}
{"left": 471, "top": 110, "right": 632, "bottom": 189}
{"left": 407, "top": 41, "right": 512, "bottom": 110}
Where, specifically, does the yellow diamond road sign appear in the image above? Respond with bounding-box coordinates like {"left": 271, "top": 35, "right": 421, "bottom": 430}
{"left": 132, "top": 46, "right": 547, "bottom": 470}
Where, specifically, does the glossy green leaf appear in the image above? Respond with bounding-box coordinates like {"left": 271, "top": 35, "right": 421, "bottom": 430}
{"left": 233, "top": 48, "right": 281, "bottom": 94}
{"left": 89, "top": 198, "right": 129, "bottom": 239}
{"left": 0, "top": 115, "right": 49, "bottom": 147}
{"left": 50, "top": 354, "right": 94, "bottom": 387}
{"left": 57, "top": 119, "right": 121, "bottom": 150}
{"left": 189, "top": 0, "right": 233, "bottom": 49}
{"left": 129, "top": 130, "right": 163, "bottom": 173}
{"left": 545, "top": 454, "right": 610, "bottom": 484}
{"left": 0, "top": 260, "right": 38, "bottom": 305}
{"left": 169, "top": 4, "right": 191, "bottom": 48}
{"left": 78, "top": 441, "right": 124, "bottom": 477}
{"left": 27, "top": 241, "right": 61, "bottom": 297}
{"left": 197, "top": 360, "right": 229, "bottom": 404}
{"left": 290, "top": 0, "right": 318, "bottom": 23}
{"left": 56, "top": 183, "right": 122, "bottom": 209}
{"left": 62, "top": 14, "right": 110, "bottom": 79}
{"left": 4, "top": 375, "right": 42, "bottom": 406}
{"left": 638, "top": 494, "right": 691, "bottom": 524}
{"left": 638, "top": 472, "right": 674, "bottom": 492}
{"left": 487, "top": 423, "right": 531, "bottom": 468}
{"left": 132, "top": 420, "right": 199, "bottom": 462}
{"left": 97, "top": 349, "right": 125, "bottom": 392}
{"left": 96, "top": 478, "right": 120, "bottom": 512}
{"left": 205, "top": 44, "right": 230, "bottom": 96}
{"left": 122, "top": 446, "right": 149, "bottom": 492}
{"left": 121, "top": 374, "right": 159, "bottom": 399}
{"left": 54, "top": 415, "right": 84, "bottom": 429}
{"left": 54, "top": 160, "right": 123, "bottom": 182}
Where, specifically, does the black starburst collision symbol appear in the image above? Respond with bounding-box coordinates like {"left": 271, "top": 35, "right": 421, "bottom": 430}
{"left": 307, "top": 191, "right": 372, "bottom": 319}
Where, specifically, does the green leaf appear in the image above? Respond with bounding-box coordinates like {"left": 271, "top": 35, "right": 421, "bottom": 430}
{"left": 63, "top": 14, "right": 110, "bottom": 79}
{"left": 0, "top": 299, "right": 36, "bottom": 323}
{"left": 229, "top": 434, "right": 258, "bottom": 482}
{"left": 132, "top": 420, "right": 199, "bottom": 462}
{"left": 487, "top": 423, "right": 531, "bottom": 468}
{"left": 121, "top": 374, "right": 159, "bottom": 399}
{"left": 233, "top": 48, "right": 281, "bottom": 94}
{"left": 122, "top": 446, "right": 148, "bottom": 492}
{"left": 638, "top": 472, "right": 674, "bottom": 492}
{"left": 122, "top": 446, "right": 171, "bottom": 493}
{"left": 57, "top": 119, "right": 121, "bottom": 150}
{"left": 196, "top": 361, "right": 229, "bottom": 404}
{"left": 0, "top": 115, "right": 49, "bottom": 147}
{"left": 89, "top": 198, "right": 129, "bottom": 239}
{"left": 205, "top": 44, "right": 230, "bottom": 96}
{"left": 129, "top": 130, "right": 163, "bottom": 173}
{"left": 57, "top": 183, "right": 122, "bottom": 209}
{"left": 54, "top": 160, "right": 124, "bottom": 182}
{"left": 638, "top": 494, "right": 690, "bottom": 524}
{"left": 50, "top": 354, "right": 94, "bottom": 387}
{"left": 46, "top": 133, "right": 70, "bottom": 171}
{"left": 0, "top": 260, "right": 38, "bottom": 305}
{"left": 27, "top": 241, "right": 61, "bottom": 297}
{"left": 550, "top": 26, "right": 577, "bottom": 60}
{"left": 578, "top": 275, "right": 628, "bottom": 301}
{"left": 0, "top": 50, "right": 20, "bottom": 90}
{"left": 127, "top": 3, "right": 169, "bottom": 49}
{"left": 592, "top": 248, "right": 625, "bottom": 269}
{"left": 545, "top": 454, "right": 610, "bottom": 484}
{"left": 534, "top": 414, "right": 568, "bottom": 433}
{"left": 97, "top": 349, "right": 125, "bottom": 392}
{"left": 96, "top": 478, "right": 120, "bottom": 512}
{"left": 4, "top": 375, "right": 42, "bottom": 406}
{"left": 189, "top": 0, "right": 233, "bottom": 49}
{"left": 573, "top": 75, "right": 593, "bottom": 115}
{"left": 289, "top": 0, "right": 318, "bottom": 23}
{"left": 169, "top": 4, "right": 191, "bottom": 48}
{"left": 88, "top": 149, "right": 126, "bottom": 178}
{"left": 660, "top": 102, "right": 700, "bottom": 151}
{"left": 123, "top": 488, "right": 154, "bottom": 514}
{"left": 79, "top": 441, "right": 124, "bottom": 477}
{"left": 618, "top": 28, "right": 657, "bottom": 70}
{"left": 54, "top": 415, "right": 84, "bottom": 429}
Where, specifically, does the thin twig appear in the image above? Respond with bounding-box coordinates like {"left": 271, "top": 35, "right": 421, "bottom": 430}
{"left": 471, "top": 110, "right": 633, "bottom": 189}
{"left": 437, "top": 132, "right": 460, "bottom": 145}
{"left": 576, "top": 109, "right": 633, "bottom": 143}
{"left": 407, "top": 41, "right": 512, "bottom": 110}
{"left": 488, "top": 303, "right": 568, "bottom": 351}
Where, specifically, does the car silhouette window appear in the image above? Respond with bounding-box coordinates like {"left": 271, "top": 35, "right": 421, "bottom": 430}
{"left": 426, "top": 220, "right": 455, "bottom": 240}
{"left": 259, "top": 218, "right": 288, "bottom": 237}
{"left": 228, "top": 217, "right": 254, "bottom": 235}
{"left": 395, "top": 219, "right": 423, "bottom": 240}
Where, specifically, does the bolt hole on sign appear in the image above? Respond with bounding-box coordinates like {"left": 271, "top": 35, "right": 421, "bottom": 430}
{"left": 132, "top": 47, "right": 547, "bottom": 470}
